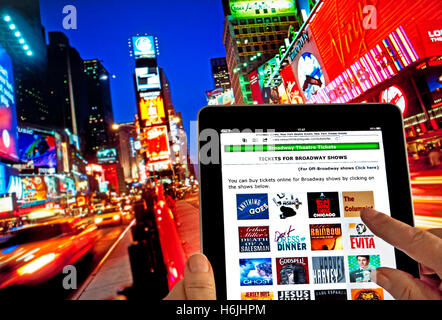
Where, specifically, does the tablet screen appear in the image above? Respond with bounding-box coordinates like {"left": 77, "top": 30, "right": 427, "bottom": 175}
{"left": 219, "top": 129, "right": 397, "bottom": 300}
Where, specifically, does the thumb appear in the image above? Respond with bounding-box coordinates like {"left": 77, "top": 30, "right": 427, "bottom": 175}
{"left": 183, "top": 253, "right": 216, "bottom": 300}
{"left": 371, "top": 267, "right": 442, "bottom": 300}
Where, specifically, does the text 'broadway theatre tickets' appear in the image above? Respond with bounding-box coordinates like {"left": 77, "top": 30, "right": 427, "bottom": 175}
{"left": 220, "top": 130, "right": 395, "bottom": 300}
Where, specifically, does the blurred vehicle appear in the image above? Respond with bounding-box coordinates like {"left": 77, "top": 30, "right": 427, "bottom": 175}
{"left": 0, "top": 217, "right": 97, "bottom": 290}
{"left": 94, "top": 205, "right": 124, "bottom": 227}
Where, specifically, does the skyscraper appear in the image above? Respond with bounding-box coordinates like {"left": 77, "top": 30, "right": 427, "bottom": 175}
{"left": 46, "top": 31, "right": 89, "bottom": 141}
{"left": 83, "top": 59, "right": 116, "bottom": 160}
{"left": 222, "top": 0, "right": 302, "bottom": 104}
{"left": 0, "top": 0, "right": 50, "bottom": 125}
{"left": 210, "top": 57, "right": 231, "bottom": 91}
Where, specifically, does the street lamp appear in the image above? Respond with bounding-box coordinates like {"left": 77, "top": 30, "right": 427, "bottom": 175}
{"left": 112, "top": 123, "right": 120, "bottom": 130}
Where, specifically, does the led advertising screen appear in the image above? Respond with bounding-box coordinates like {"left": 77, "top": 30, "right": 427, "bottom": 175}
{"left": 97, "top": 148, "right": 117, "bottom": 164}
{"left": 17, "top": 127, "right": 57, "bottom": 170}
{"left": 132, "top": 36, "right": 156, "bottom": 59}
{"left": 20, "top": 176, "right": 47, "bottom": 206}
{"left": 59, "top": 175, "right": 76, "bottom": 197}
{"left": 139, "top": 94, "right": 166, "bottom": 126}
{"left": 0, "top": 43, "right": 19, "bottom": 162}
{"left": 229, "top": 0, "right": 297, "bottom": 18}
{"left": 135, "top": 67, "right": 161, "bottom": 91}
{"left": 144, "top": 126, "right": 170, "bottom": 163}
{"left": 44, "top": 175, "right": 59, "bottom": 200}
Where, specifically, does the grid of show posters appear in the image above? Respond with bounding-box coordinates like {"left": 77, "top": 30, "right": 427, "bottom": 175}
{"left": 236, "top": 191, "right": 392, "bottom": 300}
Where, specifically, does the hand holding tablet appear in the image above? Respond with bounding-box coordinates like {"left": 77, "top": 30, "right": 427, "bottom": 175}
{"left": 164, "top": 209, "right": 442, "bottom": 300}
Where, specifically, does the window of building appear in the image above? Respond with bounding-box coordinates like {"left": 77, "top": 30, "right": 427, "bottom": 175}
{"left": 270, "top": 43, "right": 277, "bottom": 49}
{"left": 240, "top": 19, "right": 247, "bottom": 25}
{"left": 253, "top": 36, "right": 258, "bottom": 42}
{"left": 238, "top": 47, "right": 244, "bottom": 53}
{"left": 275, "top": 25, "right": 280, "bottom": 31}
{"left": 264, "top": 17, "right": 271, "bottom": 23}
{"left": 256, "top": 18, "right": 263, "bottom": 24}
{"left": 288, "top": 16, "right": 296, "bottom": 21}
{"left": 259, "top": 26, "right": 264, "bottom": 32}
{"left": 272, "top": 17, "right": 279, "bottom": 22}
{"left": 248, "top": 19, "right": 255, "bottom": 24}
{"left": 263, "top": 44, "right": 268, "bottom": 50}
{"left": 242, "top": 28, "right": 248, "bottom": 34}
{"left": 234, "top": 29, "right": 239, "bottom": 35}
{"left": 246, "top": 46, "right": 251, "bottom": 52}
{"left": 280, "top": 16, "right": 287, "bottom": 22}
{"left": 254, "top": 45, "right": 260, "bottom": 51}
{"left": 269, "top": 35, "right": 274, "bottom": 41}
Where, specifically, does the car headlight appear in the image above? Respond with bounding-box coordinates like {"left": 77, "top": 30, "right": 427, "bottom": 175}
{"left": 17, "top": 253, "right": 57, "bottom": 275}
{"left": 113, "top": 214, "right": 120, "bottom": 221}
{"left": 95, "top": 217, "right": 103, "bottom": 224}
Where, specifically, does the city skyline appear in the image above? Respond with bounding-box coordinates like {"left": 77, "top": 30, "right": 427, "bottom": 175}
{"left": 39, "top": 0, "right": 227, "bottom": 136}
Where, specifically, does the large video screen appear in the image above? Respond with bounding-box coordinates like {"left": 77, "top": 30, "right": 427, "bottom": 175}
{"left": 135, "top": 67, "right": 161, "bottom": 91}
{"left": 17, "top": 128, "right": 57, "bottom": 169}
{"left": 0, "top": 44, "right": 19, "bottom": 162}
{"left": 132, "top": 36, "right": 156, "bottom": 59}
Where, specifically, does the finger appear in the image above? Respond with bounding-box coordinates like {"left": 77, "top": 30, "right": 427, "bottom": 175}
{"left": 371, "top": 267, "right": 442, "bottom": 300}
{"left": 184, "top": 253, "right": 216, "bottom": 300}
{"left": 163, "top": 280, "right": 186, "bottom": 300}
{"left": 361, "top": 209, "right": 442, "bottom": 275}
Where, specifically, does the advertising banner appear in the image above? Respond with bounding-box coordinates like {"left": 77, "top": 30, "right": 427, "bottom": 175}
{"left": 308, "top": 26, "right": 420, "bottom": 104}
{"left": 249, "top": 70, "right": 264, "bottom": 104}
{"left": 144, "top": 126, "right": 170, "bottom": 163}
{"left": 21, "top": 176, "right": 47, "bottom": 205}
{"left": 132, "top": 36, "right": 156, "bottom": 59}
{"left": 97, "top": 148, "right": 117, "bottom": 164}
{"left": 280, "top": 64, "right": 304, "bottom": 104}
{"left": 135, "top": 67, "right": 161, "bottom": 91}
{"left": 309, "top": 0, "right": 437, "bottom": 81}
{"left": 17, "top": 127, "right": 57, "bottom": 170}
{"left": 419, "top": 22, "right": 442, "bottom": 58}
{"left": 0, "top": 44, "right": 18, "bottom": 162}
{"left": 139, "top": 94, "right": 166, "bottom": 125}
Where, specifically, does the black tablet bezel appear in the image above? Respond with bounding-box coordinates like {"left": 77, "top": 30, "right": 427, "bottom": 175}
{"left": 198, "top": 103, "right": 419, "bottom": 300}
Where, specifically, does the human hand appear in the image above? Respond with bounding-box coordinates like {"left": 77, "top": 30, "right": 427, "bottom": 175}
{"left": 360, "top": 208, "right": 442, "bottom": 300}
{"left": 164, "top": 253, "right": 216, "bottom": 300}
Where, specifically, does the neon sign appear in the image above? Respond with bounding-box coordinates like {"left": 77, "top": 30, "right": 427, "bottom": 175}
{"left": 308, "top": 26, "right": 419, "bottom": 104}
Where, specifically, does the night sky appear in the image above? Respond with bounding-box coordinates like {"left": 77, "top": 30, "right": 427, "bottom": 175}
{"left": 39, "top": 0, "right": 227, "bottom": 138}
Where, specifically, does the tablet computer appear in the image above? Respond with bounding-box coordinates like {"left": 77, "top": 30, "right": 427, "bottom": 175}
{"left": 198, "top": 103, "right": 418, "bottom": 301}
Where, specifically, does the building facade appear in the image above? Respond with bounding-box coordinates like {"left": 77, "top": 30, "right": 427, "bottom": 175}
{"left": 222, "top": 0, "right": 304, "bottom": 104}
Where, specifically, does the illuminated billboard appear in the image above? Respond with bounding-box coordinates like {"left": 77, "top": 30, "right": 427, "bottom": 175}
{"left": 280, "top": 64, "right": 304, "bottom": 104}
{"left": 308, "top": 27, "right": 420, "bottom": 104}
{"left": 309, "top": 0, "right": 434, "bottom": 81}
{"left": 139, "top": 94, "right": 166, "bottom": 126}
{"left": 17, "top": 127, "right": 57, "bottom": 170}
{"left": 144, "top": 126, "right": 170, "bottom": 163}
{"left": 229, "top": 0, "right": 297, "bottom": 18}
{"left": 135, "top": 67, "right": 161, "bottom": 91}
{"left": 97, "top": 148, "right": 117, "bottom": 164}
{"left": 132, "top": 36, "right": 156, "bottom": 59}
{"left": 0, "top": 43, "right": 19, "bottom": 162}
{"left": 21, "top": 176, "right": 47, "bottom": 205}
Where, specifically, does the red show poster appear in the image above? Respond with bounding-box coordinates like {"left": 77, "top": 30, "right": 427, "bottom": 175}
{"left": 280, "top": 65, "right": 304, "bottom": 104}
{"left": 248, "top": 70, "right": 264, "bottom": 104}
